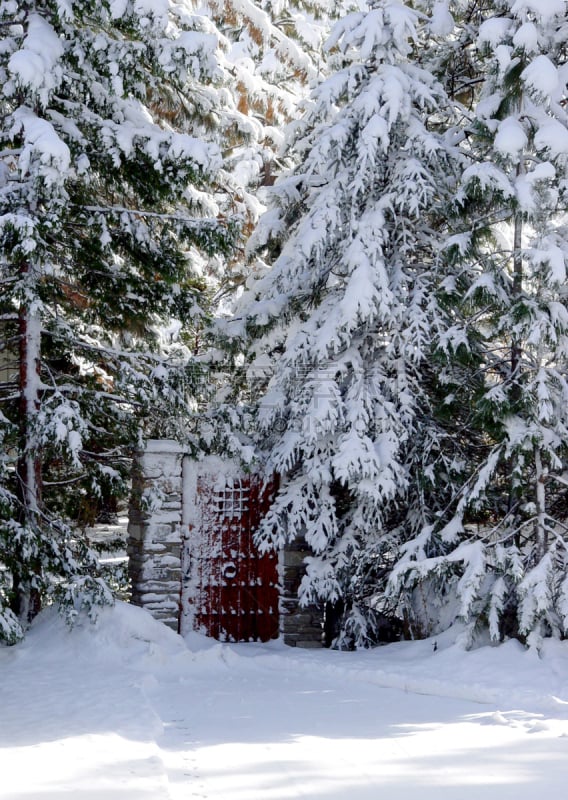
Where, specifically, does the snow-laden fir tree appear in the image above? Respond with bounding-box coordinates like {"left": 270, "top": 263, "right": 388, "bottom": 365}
{"left": 235, "top": 0, "right": 468, "bottom": 646}
{"left": 200, "top": 0, "right": 367, "bottom": 452}
{"left": 200, "top": 0, "right": 364, "bottom": 294}
{"left": 389, "top": 0, "right": 568, "bottom": 647}
{"left": 0, "top": 0, "right": 236, "bottom": 642}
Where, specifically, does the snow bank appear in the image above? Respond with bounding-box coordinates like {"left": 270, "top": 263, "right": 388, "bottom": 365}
{"left": 3, "top": 605, "right": 568, "bottom": 799}
{"left": 199, "top": 625, "right": 568, "bottom": 713}
{"left": 6, "top": 603, "right": 568, "bottom": 714}
{"left": 16, "top": 601, "right": 187, "bottom": 670}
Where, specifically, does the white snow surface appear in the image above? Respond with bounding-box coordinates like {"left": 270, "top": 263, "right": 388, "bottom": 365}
{"left": 2, "top": 602, "right": 568, "bottom": 799}
{"left": 521, "top": 55, "right": 560, "bottom": 96}
{"left": 494, "top": 117, "right": 528, "bottom": 158}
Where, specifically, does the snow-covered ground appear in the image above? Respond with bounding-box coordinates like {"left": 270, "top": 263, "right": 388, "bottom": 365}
{"left": 2, "top": 603, "right": 568, "bottom": 799}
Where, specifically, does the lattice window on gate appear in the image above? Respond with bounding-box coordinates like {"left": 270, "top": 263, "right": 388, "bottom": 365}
{"left": 213, "top": 480, "right": 250, "bottom": 517}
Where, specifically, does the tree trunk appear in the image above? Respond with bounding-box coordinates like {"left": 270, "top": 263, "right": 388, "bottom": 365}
{"left": 534, "top": 446, "right": 548, "bottom": 563}
{"left": 510, "top": 207, "right": 523, "bottom": 409}
{"left": 12, "top": 263, "right": 42, "bottom": 621}
{"left": 507, "top": 208, "right": 524, "bottom": 529}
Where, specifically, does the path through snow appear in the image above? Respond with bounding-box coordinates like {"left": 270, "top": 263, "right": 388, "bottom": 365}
{"left": 2, "top": 603, "right": 568, "bottom": 799}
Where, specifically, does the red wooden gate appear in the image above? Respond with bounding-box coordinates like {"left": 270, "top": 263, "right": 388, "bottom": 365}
{"left": 181, "top": 462, "right": 279, "bottom": 642}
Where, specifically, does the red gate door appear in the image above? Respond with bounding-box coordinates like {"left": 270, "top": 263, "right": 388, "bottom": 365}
{"left": 181, "top": 464, "right": 279, "bottom": 642}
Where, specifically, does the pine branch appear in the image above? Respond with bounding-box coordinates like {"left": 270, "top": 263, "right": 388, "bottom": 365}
{"left": 77, "top": 204, "right": 232, "bottom": 227}
{"left": 43, "top": 474, "right": 87, "bottom": 487}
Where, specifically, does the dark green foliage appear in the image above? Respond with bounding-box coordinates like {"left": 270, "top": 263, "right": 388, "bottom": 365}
{"left": 0, "top": 0, "right": 236, "bottom": 640}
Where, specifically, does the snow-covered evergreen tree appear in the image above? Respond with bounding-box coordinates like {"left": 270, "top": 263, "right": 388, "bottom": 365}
{"left": 389, "top": 0, "right": 568, "bottom": 646}
{"left": 199, "top": 0, "right": 366, "bottom": 452}
{"left": 0, "top": 0, "right": 235, "bottom": 641}
{"left": 235, "top": 0, "right": 467, "bottom": 646}
{"left": 202, "top": 1, "right": 364, "bottom": 230}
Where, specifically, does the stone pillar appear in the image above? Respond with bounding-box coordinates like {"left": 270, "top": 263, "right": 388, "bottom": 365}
{"left": 280, "top": 535, "right": 323, "bottom": 648}
{"left": 127, "top": 440, "right": 183, "bottom": 631}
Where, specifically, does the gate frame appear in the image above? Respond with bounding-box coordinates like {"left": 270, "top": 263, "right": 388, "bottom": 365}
{"left": 127, "top": 439, "right": 323, "bottom": 646}
{"left": 179, "top": 455, "right": 279, "bottom": 642}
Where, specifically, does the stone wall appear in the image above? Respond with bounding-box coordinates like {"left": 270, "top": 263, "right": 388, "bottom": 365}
{"left": 281, "top": 536, "right": 323, "bottom": 648}
{"left": 127, "top": 440, "right": 184, "bottom": 631}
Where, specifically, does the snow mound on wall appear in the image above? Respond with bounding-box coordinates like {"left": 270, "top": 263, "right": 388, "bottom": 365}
{"left": 24, "top": 601, "right": 187, "bottom": 666}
